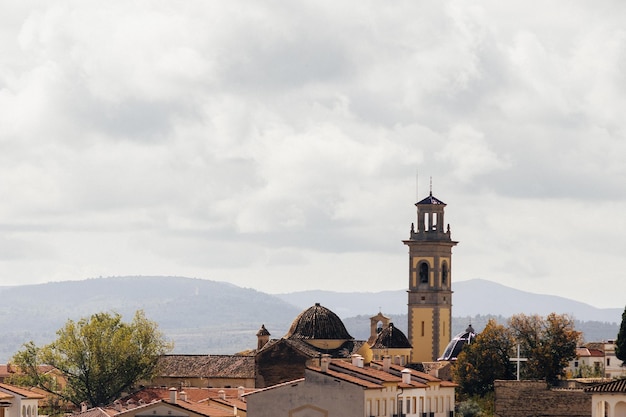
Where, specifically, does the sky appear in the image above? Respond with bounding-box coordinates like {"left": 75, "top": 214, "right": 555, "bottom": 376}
{"left": 1, "top": 1, "right": 625, "bottom": 309}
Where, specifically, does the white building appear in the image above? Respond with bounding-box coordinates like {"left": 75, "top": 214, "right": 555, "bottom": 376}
{"left": 568, "top": 341, "right": 626, "bottom": 379}
{"left": 0, "top": 383, "right": 43, "bottom": 417}
{"left": 245, "top": 355, "right": 456, "bottom": 417}
{"left": 585, "top": 379, "right": 626, "bottom": 417}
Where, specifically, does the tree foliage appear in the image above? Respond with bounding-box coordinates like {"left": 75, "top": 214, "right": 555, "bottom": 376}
{"left": 10, "top": 311, "right": 173, "bottom": 407}
{"left": 615, "top": 305, "right": 626, "bottom": 363}
{"left": 453, "top": 319, "right": 516, "bottom": 397}
{"left": 508, "top": 313, "right": 580, "bottom": 384}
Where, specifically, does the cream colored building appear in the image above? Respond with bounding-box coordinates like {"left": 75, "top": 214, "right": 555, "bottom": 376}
{"left": 585, "top": 379, "right": 626, "bottom": 417}
{"left": 245, "top": 355, "right": 456, "bottom": 417}
{"left": 0, "top": 383, "right": 43, "bottom": 417}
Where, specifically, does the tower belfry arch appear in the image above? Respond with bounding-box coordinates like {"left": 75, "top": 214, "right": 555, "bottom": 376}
{"left": 403, "top": 190, "right": 458, "bottom": 363}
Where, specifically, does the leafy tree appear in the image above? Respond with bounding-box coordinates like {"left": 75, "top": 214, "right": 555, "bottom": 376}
{"left": 456, "top": 398, "right": 483, "bottom": 417}
{"left": 508, "top": 313, "right": 580, "bottom": 384}
{"left": 573, "top": 362, "right": 604, "bottom": 379}
{"left": 10, "top": 311, "right": 173, "bottom": 407}
{"left": 453, "top": 319, "right": 516, "bottom": 397}
{"left": 615, "top": 305, "right": 626, "bottom": 363}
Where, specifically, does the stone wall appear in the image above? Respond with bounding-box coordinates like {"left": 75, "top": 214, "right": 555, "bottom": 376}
{"left": 494, "top": 380, "right": 591, "bottom": 417}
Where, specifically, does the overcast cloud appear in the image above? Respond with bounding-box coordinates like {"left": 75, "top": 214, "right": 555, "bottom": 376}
{"left": 1, "top": 0, "right": 625, "bottom": 309}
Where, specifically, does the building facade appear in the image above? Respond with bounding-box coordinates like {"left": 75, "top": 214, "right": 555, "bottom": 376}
{"left": 246, "top": 355, "right": 456, "bottom": 417}
{"left": 0, "top": 383, "right": 43, "bottom": 417}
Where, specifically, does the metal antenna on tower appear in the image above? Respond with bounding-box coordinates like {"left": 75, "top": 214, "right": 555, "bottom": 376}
{"left": 429, "top": 176, "right": 433, "bottom": 196}
{"left": 416, "top": 169, "right": 419, "bottom": 201}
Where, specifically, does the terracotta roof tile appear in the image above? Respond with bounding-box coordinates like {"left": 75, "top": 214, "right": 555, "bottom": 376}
{"left": 306, "top": 367, "right": 383, "bottom": 389}
{"left": 157, "top": 355, "right": 254, "bottom": 379}
{"left": 328, "top": 360, "right": 400, "bottom": 383}
{"left": 121, "top": 387, "right": 255, "bottom": 404}
{"left": 585, "top": 379, "right": 626, "bottom": 393}
{"left": 0, "top": 383, "right": 45, "bottom": 399}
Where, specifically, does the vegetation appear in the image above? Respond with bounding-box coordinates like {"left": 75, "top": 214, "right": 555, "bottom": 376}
{"left": 456, "top": 393, "right": 494, "bottom": 417}
{"left": 508, "top": 313, "right": 581, "bottom": 384}
{"left": 615, "top": 305, "right": 626, "bottom": 363}
{"left": 453, "top": 313, "right": 581, "bottom": 417}
{"left": 453, "top": 319, "right": 515, "bottom": 397}
{"left": 9, "top": 311, "right": 173, "bottom": 408}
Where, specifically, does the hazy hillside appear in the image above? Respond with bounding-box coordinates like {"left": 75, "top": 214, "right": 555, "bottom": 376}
{"left": 275, "top": 278, "right": 622, "bottom": 323}
{"left": 0, "top": 276, "right": 620, "bottom": 363}
{"left": 0, "top": 276, "right": 300, "bottom": 362}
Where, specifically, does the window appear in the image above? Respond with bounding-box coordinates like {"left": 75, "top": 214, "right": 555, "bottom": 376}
{"left": 421, "top": 321, "right": 425, "bottom": 337}
{"left": 441, "top": 262, "right": 448, "bottom": 285}
{"left": 419, "top": 262, "right": 429, "bottom": 284}
{"left": 607, "top": 358, "right": 611, "bottom": 366}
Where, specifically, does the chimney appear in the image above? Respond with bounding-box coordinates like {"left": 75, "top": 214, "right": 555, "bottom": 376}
{"left": 383, "top": 355, "right": 391, "bottom": 373}
{"left": 218, "top": 390, "right": 226, "bottom": 400}
{"left": 351, "top": 354, "right": 363, "bottom": 368}
{"left": 320, "top": 354, "right": 331, "bottom": 372}
{"left": 169, "top": 387, "right": 178, "bottom": 404}
{"left": 179, "top": 391, "right": 187, "bottom": 402}
{"left": 113, "top": 400, "right": 122, "bottom": 412}
{"left": 238, "top": 386, "right": 245, "bottom": 399}
{"left": 81, "top": 402, "right": 88, "bottom": 413}
{"left": 402, "top": 368, "right": 412, "bottom": 384}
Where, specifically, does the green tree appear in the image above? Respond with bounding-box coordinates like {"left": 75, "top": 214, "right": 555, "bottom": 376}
{"left": 615, "top": 305, "right": 626, "bottom": 363}
{"left": 508, "top": 313, "right": 580, "bottom": 384}
{"left": 453, "top": 319, "right": 516, "bottom": 397}
{"left": 10, "top": 311, "right": 173, "bottom": 407}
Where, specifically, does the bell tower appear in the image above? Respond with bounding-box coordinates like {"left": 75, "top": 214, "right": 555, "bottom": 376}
{"left": 403, "top": 190, "right": 458, "bottom": 363}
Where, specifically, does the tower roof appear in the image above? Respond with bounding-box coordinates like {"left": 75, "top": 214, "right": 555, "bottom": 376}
{"left": 285, "top": 303, "right": 353, "bottom": 341}
{"left": 371, "top": 323, "right": 412, "bottom": 349}
{"left": 256, "top": 324, "right": 270, "bottom": 337}
{"left": 416, "top": 193, "right": 446, "bottom": 206}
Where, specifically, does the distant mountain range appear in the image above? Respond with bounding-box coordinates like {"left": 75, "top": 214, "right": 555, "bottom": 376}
{"left": 0, "top": 276, "right": 620, "bottom": 363}
{"left": 275, "top": 278, "right": 622, "bottom": 322}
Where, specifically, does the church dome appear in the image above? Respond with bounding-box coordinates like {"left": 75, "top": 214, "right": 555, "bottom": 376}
{"left": 371, "top": 323, "right": 412, "bottom": 349}
{"left": 285, "top": 303, "right": 353, "bottom": 341}
{"left": 438, "top": 324, "right": 476, "bottom": 361}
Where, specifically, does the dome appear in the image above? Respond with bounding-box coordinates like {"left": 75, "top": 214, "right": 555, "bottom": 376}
{"left": 438, "top": 324, "right": 476, "bottom": 361}
{"left": 371, "top": 323, "right": 412, "bottom": 349}
{"left": 285, "top": 303, "right": 353, "bottom": 341}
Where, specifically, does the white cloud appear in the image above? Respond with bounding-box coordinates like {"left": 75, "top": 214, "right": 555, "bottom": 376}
{"left": 0, "top": 0, "right": 625, "bottom": 308}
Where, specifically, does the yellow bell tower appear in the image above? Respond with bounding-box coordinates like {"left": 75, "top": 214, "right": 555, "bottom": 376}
{"left": 403, "top": 190, "right": 458, "bottom": 363}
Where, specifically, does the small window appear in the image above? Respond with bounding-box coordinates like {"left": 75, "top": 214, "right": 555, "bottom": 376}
{"left": 441, "top": 262, "right": 449, "bottom": 285}
{"left": 419, "top": 262, "right": 429, "bottom": 284}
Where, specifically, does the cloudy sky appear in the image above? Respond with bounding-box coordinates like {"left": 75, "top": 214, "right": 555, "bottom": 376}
{"left": 1, "top": 1, "right": 625, "bottom": 309}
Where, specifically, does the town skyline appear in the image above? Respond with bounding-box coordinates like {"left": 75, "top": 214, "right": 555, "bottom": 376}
{"left": 1, "top": 1, "right": 625, "bottom": 308}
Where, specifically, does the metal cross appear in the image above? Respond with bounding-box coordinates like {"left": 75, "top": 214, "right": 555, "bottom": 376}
{"left": 510, "top": 344, "right": 528, "bottom": 381}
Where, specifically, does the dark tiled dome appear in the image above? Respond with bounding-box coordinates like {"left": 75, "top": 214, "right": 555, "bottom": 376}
{"left": 285, "top": 303, "right": 353, "bottom": 340}
{"left": 438, "top": 324, "right": 476, "bottom": 361}
{"left": 371, "top": 323, "right": 412, "bottom": 349}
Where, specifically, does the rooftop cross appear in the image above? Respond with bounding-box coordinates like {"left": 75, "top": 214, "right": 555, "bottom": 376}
{"left": 510, "top": 344, "right": 528, "bottom": 381}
